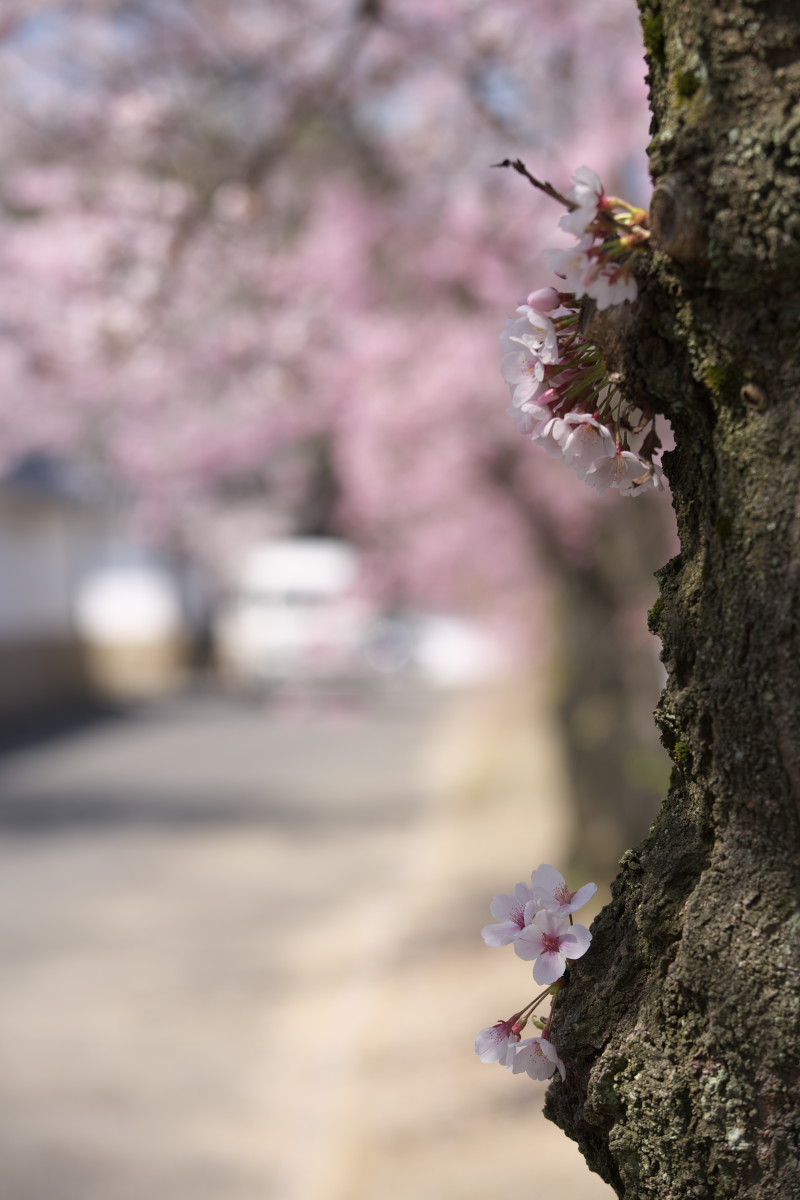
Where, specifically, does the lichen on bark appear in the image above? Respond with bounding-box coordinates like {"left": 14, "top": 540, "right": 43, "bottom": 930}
{"left": 542, "top": 2, "right": 800, "bottom": 1196}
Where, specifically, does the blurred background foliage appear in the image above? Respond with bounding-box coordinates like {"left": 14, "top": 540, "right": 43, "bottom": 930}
{"left": 0, "top": 5, "right": 679, "bottom": 1199}
{"left": 0, "top": 0, "right": 673, "bottom": 856}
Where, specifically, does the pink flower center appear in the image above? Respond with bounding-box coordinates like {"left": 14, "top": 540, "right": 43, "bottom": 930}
{"left": 554, "top": 883, "right": 575, "bottom": 905}
{"left": 542, "top": 933, "right": 561, "bottom": 954}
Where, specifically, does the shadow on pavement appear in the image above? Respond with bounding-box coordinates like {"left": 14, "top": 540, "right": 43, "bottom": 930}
{"left": 0, "top": 787, "right": 416, "bottom": 837}
{"left": 0, "top": 700, "right": 133, "bottom": 761}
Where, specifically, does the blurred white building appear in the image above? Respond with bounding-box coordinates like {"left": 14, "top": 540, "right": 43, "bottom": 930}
{"left": 0, "top": 456, "right": 195, "bottom": 719}
{"left": 0, "top": 455, "right": 112, "bottom": 718}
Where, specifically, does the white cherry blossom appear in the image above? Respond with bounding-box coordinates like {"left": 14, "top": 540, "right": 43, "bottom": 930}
{"left": 499, "top": 314, "right": 534, "bottom": 354}
{"left": 514, "top": 909, "right": 592, "bottom": 984}
{"left": 508, "top": 1035, "right": 566, "bottom": 1081}
{"left": 559, "top": 165, "right": 604, "bottom": 237}
{"left": 587, "top": 446, "right": 664, "bottom": 495}
{"left": 482, "top": 880, "right": 534, "bottom": 947}
{"left": 586, "top": 265, "right": 638, "bottom": 309}
{"left": 530, "top": 863, "right": 597, "bottom": 916}
{"left": 474, "top": 1020, "right": 520, "bottom": 1064}
{"left": 560, "top": 412, "right": 615, "bottom": 478}
{"left": 507, "top": 400, "right": 553, "bottom": 437}
{"left": 544, "top": 239, "right": 593, "bottom": 295}
{"left": 500, "top": 165, "right": 660, "bottom": 496}
{"left": 531, "top": 414, "right": 572, "bottom": 457}
{"left": 513, "top": 304, "right": 560, "bottom": 365}
{"left": 501, "top": 346, "right": 546, "bottom": 408}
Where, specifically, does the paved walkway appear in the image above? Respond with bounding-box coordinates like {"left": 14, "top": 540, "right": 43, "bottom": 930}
{"left": 0, "top": 685, "right": 614, "bottom": 1200}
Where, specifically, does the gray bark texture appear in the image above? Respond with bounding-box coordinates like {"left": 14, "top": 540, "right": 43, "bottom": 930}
{"left": 544, "top": 2, "right": 800, "bottom": 1197}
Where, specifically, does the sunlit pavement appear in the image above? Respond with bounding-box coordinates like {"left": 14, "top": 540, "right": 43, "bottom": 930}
{"left": 0, "top": 685, "right": 614, "bottom": 1200}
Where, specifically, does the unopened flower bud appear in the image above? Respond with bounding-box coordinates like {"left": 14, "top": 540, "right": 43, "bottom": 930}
{"left": 526, "top": 287, "right": 560, "bottom": 313}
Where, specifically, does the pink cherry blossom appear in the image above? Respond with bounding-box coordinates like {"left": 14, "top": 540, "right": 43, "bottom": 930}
{"left": 482, "top": 880, "right": 534, "bottom": 946}
{"left": 513, "top": 908, "right": 592, "bottom": 984}
{"left": 507, "top": 1034, "right": 566, "bottom": 1081}
{"left": 530, "top": 863, "right": 597, "bottom": 916}
{"left": 474, "top": 1019, "right": 520, "bottom": 1064}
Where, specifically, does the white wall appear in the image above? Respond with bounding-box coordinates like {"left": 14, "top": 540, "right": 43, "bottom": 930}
{"left": 0, "top": 503, "right": 107, "bottom": 638}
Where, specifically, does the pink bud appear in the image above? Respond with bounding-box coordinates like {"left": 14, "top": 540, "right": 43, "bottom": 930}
{"left": 526, "top": 287, "right": 560, "bottom": 313}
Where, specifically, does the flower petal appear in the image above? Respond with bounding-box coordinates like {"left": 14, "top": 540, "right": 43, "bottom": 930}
{"left": 568, "top": 882, "right": 597, "bottom": 913}
{"left": 513, "top": 925, "right": 545, "bottom": 961}
{"left": 533, "top": 950, "right": 566, "bottom": 985}
{"left": 560, "top": 922, "right": 592, "bottom": 960}
{"left": 482, "top": 919, "right": 523, "bottom": 947}
{"left": 540, "top": 1038, "right": 567, "bottom": 1082}
{"left": 509, "top": 1037, "right": 558, "bottom": 1080}
{"left": 530, "top": 864, "right": 566, "bottom": 908}
{"left": 474, "top": 1022, "right": 515, "bottom": 1063}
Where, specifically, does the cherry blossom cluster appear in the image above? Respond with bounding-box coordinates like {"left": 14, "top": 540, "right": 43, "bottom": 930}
{"left": 474, "top": 864, "right": 596, "bottom": 1082}
{"left": 500, "top": 165, "right": 663, "bottom": 496}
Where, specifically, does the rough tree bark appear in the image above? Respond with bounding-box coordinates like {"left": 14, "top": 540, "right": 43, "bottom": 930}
{"left": 544, "top": 2, "right": 800, "bottom": 1197}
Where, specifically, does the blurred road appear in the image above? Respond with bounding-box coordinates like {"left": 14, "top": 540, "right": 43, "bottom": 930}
{"left": 0, "top": 687, "right": 614, "bottom": 1200}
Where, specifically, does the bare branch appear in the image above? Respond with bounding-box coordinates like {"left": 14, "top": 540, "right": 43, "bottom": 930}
{"left": 491, "top": 158, "right": 573, "bottom": 209}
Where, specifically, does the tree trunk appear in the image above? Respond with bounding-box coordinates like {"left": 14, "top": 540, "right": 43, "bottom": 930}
{"left": 544, "top": 2, "right": 800, "bottom": 1197}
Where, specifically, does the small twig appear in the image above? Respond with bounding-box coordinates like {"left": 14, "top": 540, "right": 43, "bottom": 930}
{"left": 491, "top": 158, "right": 573, "bottom": 209}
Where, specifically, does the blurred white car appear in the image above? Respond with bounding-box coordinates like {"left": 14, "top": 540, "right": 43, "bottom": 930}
{"left": 409, "top": 613, "right": 509, "bottom": 688}
{"left": 215, "top": 538, "right": 372, "bottom": 694}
